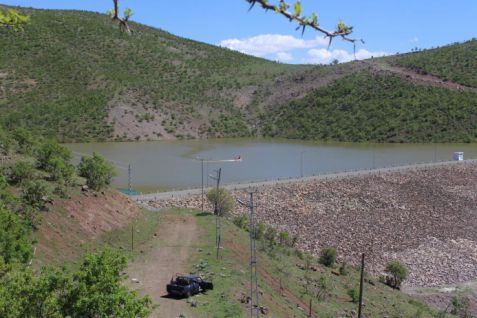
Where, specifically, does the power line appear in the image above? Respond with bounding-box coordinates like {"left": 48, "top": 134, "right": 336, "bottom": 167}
{"left": 237, "top": 192, "right": 260, "bottom": 318}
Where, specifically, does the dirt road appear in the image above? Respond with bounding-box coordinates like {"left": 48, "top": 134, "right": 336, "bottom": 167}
{"left": 126, "top": 213, "right": 199, "bottom": 318}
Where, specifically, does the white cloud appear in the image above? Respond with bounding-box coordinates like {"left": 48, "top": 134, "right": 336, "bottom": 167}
{"left": 218, "top": 34, "right": 329, "bottom": 57}
{"left": 410, "top": 36, "right": 419, "bottom": 43}
{"left": 306, "top": 48, "right": 390, "bottom": 64}
{"left": 275, "top": 52, "right": 293, "bottom": 62}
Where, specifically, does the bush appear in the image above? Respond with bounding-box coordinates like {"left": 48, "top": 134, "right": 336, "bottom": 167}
{"left": 347, "top": 288, "right": 359, "bottom": 303}
{"left": 22, "top": 180, "right": 50, "bottom": 209}
{"left": 264, "top": 226, "right": 277, "bottom": 246}
{"left": 0, "top": 174, "right": 7, "bottom": 190}
{"left": 9, "top": 161, "right": 35, "bottom": 184}
{"left": 78, "top": 153, "right": 116, "bottom": 191}
{"left": 233, "top": 215, "right": 248, "bottom": 229}
{"left": 0, "top": 204, "right": 33, "bottom": 264}
{"left": 12, "top": 128, "right": 36, "bottom": 154}
{"left": 319, "top": 247, "right": 337, "bottom": 267}
{"left": 0, "top": 127, "right": 12, "bottom": 155}
{"left": 278, "top": 230, "right": 289, "bottom": 246}
{"left": 384, "top": 260, "right": 408, "bottom": 289}
{"left": 206, "top": 187, "right": 234, "bottom": 217}
{"left": 339, "top": 261, "right": 349, "bottom": 276}
{"left": 36, "top": 140, "right": 72, "bottom": 170}
{"left": 46, "top": 156, "right": 75, "bottom": 184}
{"left": 255, "top": 222, "right": 266, "bottom": 240}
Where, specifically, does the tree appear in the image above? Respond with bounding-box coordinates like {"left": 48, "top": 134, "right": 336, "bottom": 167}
{"left": 384, "top": 260, "right": 408, "bottom": 289}
{"left": 36, "top": 140, "right": 72, "bottom": 170}
{"left": 0, "top": 250, "right": 152, "bottom": 318}
{"left": 0, "top": 204, "right": 33, "bottom": 265}
{"left": 0, "top": 8, "right": 29, "bottom": 31}
{"left": 206, "top": 187, "right": 235, "bottom": 216}
{"left": 77, "top": 153, "right": 116, "bottom": 191}
{"left": 62, "top": 249, "right": 152, "bottom": 318}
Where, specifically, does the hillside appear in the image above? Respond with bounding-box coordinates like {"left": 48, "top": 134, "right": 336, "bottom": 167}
{"left": 390, "top": 40, "right": 477, "bottom": 88}
{"left": 1, "top": 6, "right": 476, "bottom": 143}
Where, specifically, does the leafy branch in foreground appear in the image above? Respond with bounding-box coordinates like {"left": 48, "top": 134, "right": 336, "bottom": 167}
{"left": 245, "top": 0, "right": 364, "bottom": 48}
{"left": 0, "top": 8, "right": 29, "bottom": 31}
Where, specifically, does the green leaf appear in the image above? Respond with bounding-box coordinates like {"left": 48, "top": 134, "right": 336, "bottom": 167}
{"left": 293, "top": 1, "right": 302, "bottom": 17}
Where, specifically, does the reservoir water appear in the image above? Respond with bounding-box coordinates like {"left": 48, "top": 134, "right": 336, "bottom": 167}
{"left": 66, "top": 139, "right": 477, "bottom": 192}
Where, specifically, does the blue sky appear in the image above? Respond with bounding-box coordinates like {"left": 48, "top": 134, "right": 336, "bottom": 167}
{"left": 2, "top": 0, "right": 476, "bottom": 64}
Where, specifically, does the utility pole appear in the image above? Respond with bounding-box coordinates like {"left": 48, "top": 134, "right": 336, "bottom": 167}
{"left": 201, "top": 159, "right": 204, "bottom": 212}
{"left": 358, "top": 253, "right": 365, "bottom": 318}
{"left": 238, "top": 192, "right": 260, "bottom": 318}
{"left": 209, "top": 168, "right": 222, "bottom": 259}
{"left": 195, "top": 157, "right": 205, "bottom": 212}
{"left": 131, "top": 222, "right": 134, "bottom": 253}
{"left": 128, "top": 163, "right": 132, "bottom": 195}
{"left": 300, "top": 151, "right": 306, "bottom": 177}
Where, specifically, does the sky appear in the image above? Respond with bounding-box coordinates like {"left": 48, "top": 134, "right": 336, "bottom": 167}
{"left": 1, "top": 0, "right": 476, "bottom": 64}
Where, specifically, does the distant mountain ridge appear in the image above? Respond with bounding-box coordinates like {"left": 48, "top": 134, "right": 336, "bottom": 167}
{"left": 0, "top": 5, "right": 476, "bottom": 143}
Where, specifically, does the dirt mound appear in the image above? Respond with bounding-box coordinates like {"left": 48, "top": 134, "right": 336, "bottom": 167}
{"left": 34, "top": 189, "right": 141, "bottom": 266}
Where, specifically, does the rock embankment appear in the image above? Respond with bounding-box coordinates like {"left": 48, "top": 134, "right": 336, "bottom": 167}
{"left": 141, "top": 162, "right": 477, "bottom": 288}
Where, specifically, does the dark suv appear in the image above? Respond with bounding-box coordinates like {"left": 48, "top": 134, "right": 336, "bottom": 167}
{"left": 166, "top": 274, "right": 213, "bottom": 297}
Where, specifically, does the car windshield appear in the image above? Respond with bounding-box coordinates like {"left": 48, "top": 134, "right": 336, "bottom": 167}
{"left": 175, "top": 277, "right": 190, "bottom": 286}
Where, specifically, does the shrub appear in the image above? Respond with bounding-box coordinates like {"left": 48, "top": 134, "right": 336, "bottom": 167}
{"left": 78, "top": 153, "right": 116, "bottom": 191}
{"left": 0, "top": 173, "right": 7, "bottom": 190}
{"left": 264, "top": 226, "right": 277, "bottom": 246}
{"left": 347, "top": 288, "right": 359, "bottom": 303}
{"left": 339, "top": 261, "right": 349, "bottom": 276}
{"left": 206, "top": 187, "right": 234, "bottom": 217}
{"left": 450, "top": 294, "right": 471, "bottom": 317}
{"left": 233, "top": 215, "right": 248, "bottom": 229}
{"left": 255, "top": 222, "right": 266, "bottom": 240}
{"left": 46, "top": 157, "right": 75, "bottom": 184}
{"left": 9, "top": 161, "right": 35, "bottom": 184}
{"left": 0, "top": 204, "right": 33, "bottom": 264}
{"left": 319, "top": 247, "right": 337, "bottom": 267}
{"left": 0, "top": 127, "right": 12, "bottom": 155}
{"left": 278, "top": 230, "right": 289, "bottom": 246}
{"left": 36, "top": 140, "right": 72, "bottom": 170}
{"left": 12, "top": 128, "right": 36, "bottom": 154}
{"left": 384, "top": 260, "right": 408, "bottom": 289}
{"left": 22, "top": 180, "right": 50, "bottom": 209}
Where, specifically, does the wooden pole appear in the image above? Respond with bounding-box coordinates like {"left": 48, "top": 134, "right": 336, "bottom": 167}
{"left": 358, "top": 253, "right": 365, "bottom": 318}
{"left": 309, "top": 298, "right": 312, "bottom": 317}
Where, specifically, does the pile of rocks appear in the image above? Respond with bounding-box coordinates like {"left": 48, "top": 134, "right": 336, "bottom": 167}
{"left": 143, "top": 162, "right": 477, "bottom": 287}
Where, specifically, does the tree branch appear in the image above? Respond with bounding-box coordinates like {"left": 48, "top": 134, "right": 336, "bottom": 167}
{"left": 245, "top": 0, "right": 364, "bottom": 47}
{"left": 111, "top": 0, "right": 132, "bottom": 34}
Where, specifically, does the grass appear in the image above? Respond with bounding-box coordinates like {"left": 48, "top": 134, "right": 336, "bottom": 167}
{"left": 179, "top": 210, "right": 444, "bottom": 318}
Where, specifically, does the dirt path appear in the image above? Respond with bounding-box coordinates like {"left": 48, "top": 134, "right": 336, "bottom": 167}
{"left": 126, "top": 213, "right": 199, "bottom": 318}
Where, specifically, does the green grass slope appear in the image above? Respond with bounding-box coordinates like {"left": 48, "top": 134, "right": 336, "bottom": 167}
{"left": 390, "top": 40, "right": 477, "bottom": 88}
{"left": 263, "top": 72, "right": 477, "bottom": 142}
{"left": 184, "top": 209, "right": 443, "bottom": 318}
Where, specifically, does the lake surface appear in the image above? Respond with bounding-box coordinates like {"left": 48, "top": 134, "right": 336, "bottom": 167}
{"left": 66, "top": 139, "right": 477, "bottom": 192}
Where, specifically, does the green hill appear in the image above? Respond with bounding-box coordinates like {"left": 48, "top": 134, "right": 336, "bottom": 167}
{"left": 1, "top": 6, "right": 476, "bottom": 143}
{"left": 390, "top": 40, "right": 477, "bottom": 88}
{"left": 263, "top": 71, "right": 477, "bottom": 142}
